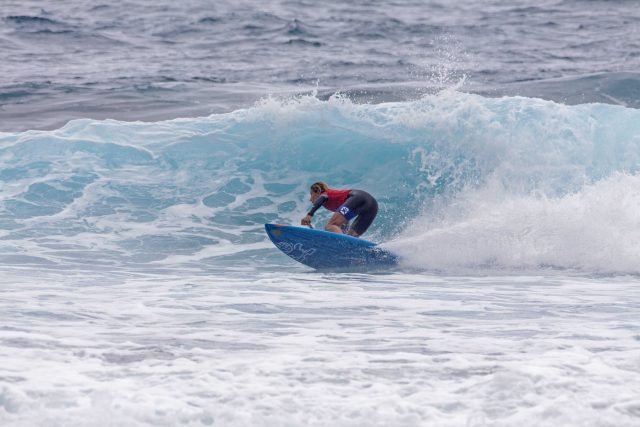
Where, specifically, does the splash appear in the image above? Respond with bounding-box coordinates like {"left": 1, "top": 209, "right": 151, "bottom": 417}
{"left": 387, "top": 173, "right": 640, "bottom": 274}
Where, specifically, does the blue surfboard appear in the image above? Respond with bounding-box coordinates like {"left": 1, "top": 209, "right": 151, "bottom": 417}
{"left": 265, "top": 223, "right": 398, "bottom": 270}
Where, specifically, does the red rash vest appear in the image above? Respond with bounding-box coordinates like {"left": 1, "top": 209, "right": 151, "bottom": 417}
{"left": 322, "top": 189, "right": 351, "bottom": 211}
{"left": 307, "top": 189, "right": 352, "bottom": 215}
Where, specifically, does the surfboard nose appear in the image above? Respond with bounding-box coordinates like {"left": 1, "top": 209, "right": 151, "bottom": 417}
{"left": 265, "top": 223, "right": 284, "bottom": 240}
{"left": 265, "top": 223, "right": 284, "bottom": 230}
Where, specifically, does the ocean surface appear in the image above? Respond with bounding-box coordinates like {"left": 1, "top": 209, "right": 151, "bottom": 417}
{"left": 1, "top": 1, "right": 640, "bottom": 426}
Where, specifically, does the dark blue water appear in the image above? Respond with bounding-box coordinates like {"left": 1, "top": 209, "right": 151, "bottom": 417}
{"left": 2, "top": 0, "right": 639, "bottom": 131}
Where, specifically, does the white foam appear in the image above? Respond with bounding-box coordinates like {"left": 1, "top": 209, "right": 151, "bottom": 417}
{"left": 388, "top": 173, "right": 640, "bottom": 274}
{"left": 0, "top": 271, "right": 638, "bottom": 426}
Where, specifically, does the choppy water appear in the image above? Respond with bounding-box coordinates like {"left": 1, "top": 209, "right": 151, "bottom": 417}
{"left": 1, "top": 1, "right": 640, "bottom": 426}
{"left": 2, "top": 0, "right": 640, "bottom": 131}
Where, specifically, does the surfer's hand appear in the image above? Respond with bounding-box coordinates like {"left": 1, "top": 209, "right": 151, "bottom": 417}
{"left": 301, "top": 215, "right": 312, "bottom": 226}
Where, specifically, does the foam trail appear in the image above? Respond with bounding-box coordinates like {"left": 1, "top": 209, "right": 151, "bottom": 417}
{"left": 387, "top": 173, "right": 640, "bottom": 274}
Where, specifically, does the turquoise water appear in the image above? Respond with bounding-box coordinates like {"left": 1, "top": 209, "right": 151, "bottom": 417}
{"left": 1, "top": 91, "right": 639, "bottom": 273}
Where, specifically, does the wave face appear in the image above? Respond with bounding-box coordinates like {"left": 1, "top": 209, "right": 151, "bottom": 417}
{"left": 1, "top": 91, "right": 639, "bottom": 273}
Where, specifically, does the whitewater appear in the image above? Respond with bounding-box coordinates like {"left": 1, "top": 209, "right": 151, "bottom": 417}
{"left": 1, "top": 91, "right": 640, "bottom": 426}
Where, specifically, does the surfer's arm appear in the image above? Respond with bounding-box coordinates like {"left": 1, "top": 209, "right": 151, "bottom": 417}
{"left": 307, "top": 195, "right": 328, "bottom": 217}
{"left": 302, "top": 194, "right": 328, "bottom": 225}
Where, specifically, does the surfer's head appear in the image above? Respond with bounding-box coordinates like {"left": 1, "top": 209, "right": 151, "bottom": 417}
{"left": 310, "top": 182, "right": 328, "bottom": 202}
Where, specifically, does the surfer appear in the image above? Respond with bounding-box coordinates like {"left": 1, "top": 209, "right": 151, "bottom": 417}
{"left": 301, "top": 182, "right": 378, "bottom": 237}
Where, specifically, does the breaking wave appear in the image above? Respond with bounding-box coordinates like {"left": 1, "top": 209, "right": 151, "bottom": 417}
{"left": 1, "top": 91, "right": 639, "bottom": 273}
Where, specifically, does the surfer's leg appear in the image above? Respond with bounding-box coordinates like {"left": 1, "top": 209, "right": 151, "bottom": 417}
{"left": 327, "top": 195, "right": 360, "bottom": 233}
{"left": 325, "top": 212, "right": 348, "bottom": 233}
{"left": 349, "top": 194, "right": 378, "bottom": 236}
{"left": 327, "top": 190, "right": 378, "bottom": 235}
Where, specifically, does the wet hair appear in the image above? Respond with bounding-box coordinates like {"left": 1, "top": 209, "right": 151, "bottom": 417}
{"left": 310, "top": 181, "right": 329, "bottom": 193}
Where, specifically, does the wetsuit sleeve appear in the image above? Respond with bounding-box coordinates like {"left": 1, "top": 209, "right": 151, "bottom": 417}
{"left": 307, "top": 195, "right": 328, "bottom": 216}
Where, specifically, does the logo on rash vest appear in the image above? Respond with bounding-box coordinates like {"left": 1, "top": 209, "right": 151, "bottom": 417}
{"left": 276, "top": 242, "right": 316, "bottom": 262}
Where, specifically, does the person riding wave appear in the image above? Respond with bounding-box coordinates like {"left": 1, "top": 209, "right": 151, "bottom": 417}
{"left": 301, "top": 182, "right": 378, "bottom": 237}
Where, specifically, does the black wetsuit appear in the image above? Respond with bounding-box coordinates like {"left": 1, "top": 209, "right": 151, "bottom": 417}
{"left": 308, "top": 189, "right": 378, "bottom": 236}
